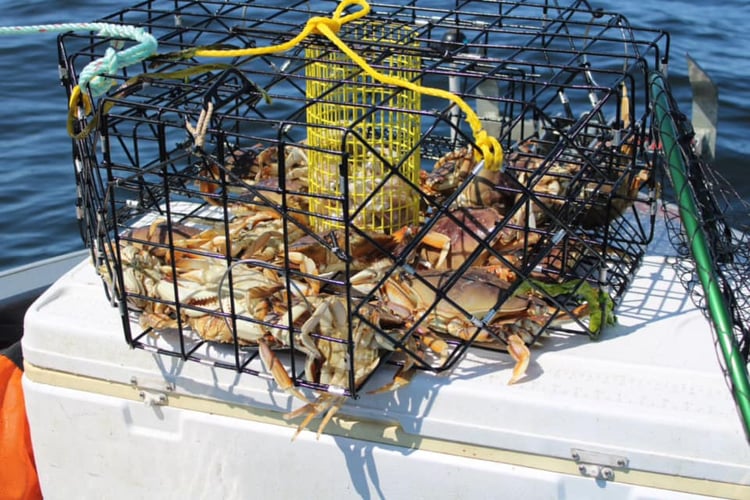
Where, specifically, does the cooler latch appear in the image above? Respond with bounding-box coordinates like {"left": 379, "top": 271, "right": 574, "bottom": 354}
{"left": 130, "top": 376, "right": 172, "bottom": 407}
{"left": 571, "top": 448, "right": 629, "bottom": 481}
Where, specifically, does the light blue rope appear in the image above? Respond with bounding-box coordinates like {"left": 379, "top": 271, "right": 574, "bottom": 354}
{"left": 0, "top": 22, "right": 158, "bottom": 97}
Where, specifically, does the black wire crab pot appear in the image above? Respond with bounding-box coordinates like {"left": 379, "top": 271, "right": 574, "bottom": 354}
{"left": 59, "top": 0, "right": 666, "bottom": 398}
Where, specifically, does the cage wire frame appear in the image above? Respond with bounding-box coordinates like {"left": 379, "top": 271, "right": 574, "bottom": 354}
{"left": 650, "top": 72, "right": 750, "bottom": 439}
{"left": 59, "top": 0, "right": 668, "bottom": 399}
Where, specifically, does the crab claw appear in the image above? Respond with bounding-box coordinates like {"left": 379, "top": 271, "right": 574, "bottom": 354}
{"left": 258, "top": 339, "right": 310, "bottom": 404}
{"left": 417, "top": 330, "right": 450, "bottom": 364}
{"left": 506, "top": 333, "right": 530, "bottom": 385}
{"left": 391, "top": 225, "right": 413, "bottom": 244}
{"left": 287, "top": 251, "right": 321, "bottom": 295}
{"left": 421, "top": 231, "right": 452, "bottom": 270}
{"left": 367, "top": 361, "right": 416, "bottom": 395}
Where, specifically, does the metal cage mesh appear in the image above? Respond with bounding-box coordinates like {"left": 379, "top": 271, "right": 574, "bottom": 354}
{"left": 59, "top": 0, "right": 666, "bottom": 400}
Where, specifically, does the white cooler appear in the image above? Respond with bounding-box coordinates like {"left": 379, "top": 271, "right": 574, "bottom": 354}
{"left": 22, "top": 224, "right": 750, "bottom": 499}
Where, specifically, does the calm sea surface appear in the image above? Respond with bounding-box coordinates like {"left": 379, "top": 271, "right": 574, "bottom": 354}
{"left": 0, "top": 0, "right": 748, "bottom": 272}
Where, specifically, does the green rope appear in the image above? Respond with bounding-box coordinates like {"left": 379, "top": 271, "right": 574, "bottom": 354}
{"left": 0, "top": 22, "right": 158, "bottom": 98}
{"left": 650, "top": 71, "right": 750, "bottom": 440}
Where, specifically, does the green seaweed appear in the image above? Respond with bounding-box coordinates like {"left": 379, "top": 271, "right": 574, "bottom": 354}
{"left": 514, "top": 279, "right": 616, "bottom": 339}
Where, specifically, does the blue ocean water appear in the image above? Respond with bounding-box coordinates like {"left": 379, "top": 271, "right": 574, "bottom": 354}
{"left": 0, "top": 0, "right": 748, "bottom": 272}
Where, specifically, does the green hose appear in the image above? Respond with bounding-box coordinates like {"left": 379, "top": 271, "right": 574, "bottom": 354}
{"left": 650, "top": 72, "right": 750, "bottom": 439}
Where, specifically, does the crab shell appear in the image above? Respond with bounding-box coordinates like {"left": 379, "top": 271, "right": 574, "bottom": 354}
{"left": 286, "top": 228, "right": 407, "bottom": 276}
{"left": 255, "top": 144, "right": 308, "bottom": 181}
{"left": 506, "top": 137, "right": 649, "bottom": 229}
{"left": 414, "top": 206, "right": 538, "bottom": 271}
{"left": 197, "top": 143, "right": 308, "bottom": 206}
{"left": 117, "top": 244, "right": 165, "bottom": 310}
{"left": 421, "top": 148, "right": 475, "bottom": 198}
{"left": 385, "top": 269, "right": 534, "bottom": 343}
{"left": 150, "top": 261, "right": 288, "bottom": 344}
{"left": 115, "top": 220, "right": 208, "bottom": 310}
{"left": 422, "top": 147, "right": 513, "bottom": 210}
{"left": 377, "top": 268, "right": 574, "bottom": 384}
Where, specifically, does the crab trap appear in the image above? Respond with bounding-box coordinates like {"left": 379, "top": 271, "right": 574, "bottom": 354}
{"left": 60, "top": 0, "right": 666, "bottom": 399}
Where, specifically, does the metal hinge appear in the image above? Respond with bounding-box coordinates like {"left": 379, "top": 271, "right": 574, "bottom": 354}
{"left": 130, "top": 376, "right": 173, "bottom": 407}
{"left": 571, "top": 448, "right": 629, "bottom": 481}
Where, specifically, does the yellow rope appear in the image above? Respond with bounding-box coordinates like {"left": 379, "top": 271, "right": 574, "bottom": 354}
{"left": 67, "top": 85, "right": 93, "bottom": 138}
{"left": 194, "top": 0, "right": 504, "bottom": 171}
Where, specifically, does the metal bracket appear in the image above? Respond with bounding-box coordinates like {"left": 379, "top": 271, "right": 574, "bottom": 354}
{"left": 571, "top": 448, "right": 629, "bottom": 481}
{"left": 687, "top": 53, "right": 718, "bottom": 161}
{"left": 137, "top": 389, "right": 168, "bottom": 407}
{"left": 130, "top": 376, "right": 172, "bottom": 407}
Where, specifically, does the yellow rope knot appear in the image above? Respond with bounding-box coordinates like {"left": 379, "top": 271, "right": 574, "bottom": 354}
{"left": 474, "top": 130, "right": 505, "bottom": 172}
{"left": 308, "top": 17, "right": 343, "bottom": 36}
{"left": 309, "top": 0, "right": 370, "bottom": 35}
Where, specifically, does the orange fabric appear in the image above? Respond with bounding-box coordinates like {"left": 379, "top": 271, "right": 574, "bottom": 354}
{"left": 0, "top": 356, "right": 42, "bottom": 500}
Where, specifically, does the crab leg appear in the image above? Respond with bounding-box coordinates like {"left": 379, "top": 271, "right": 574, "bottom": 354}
{"left": 283, "top": 394, "right": 346, "bottom": 441}
{"left": 258, "top": 339, "right": 310, "bottom": 404}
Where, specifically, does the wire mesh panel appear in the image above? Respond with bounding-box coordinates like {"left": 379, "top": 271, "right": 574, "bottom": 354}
{"left": 306, "top": 20, "right": 423, "bottom": 233}
{"left": 59, "top": 0, "right": 666, "bottom": 406}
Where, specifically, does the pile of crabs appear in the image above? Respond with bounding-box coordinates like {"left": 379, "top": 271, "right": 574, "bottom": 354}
{"left": 111, "top": 139, "right": 640, "bottom": 439}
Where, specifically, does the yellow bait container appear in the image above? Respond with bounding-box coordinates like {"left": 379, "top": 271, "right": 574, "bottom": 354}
{"left": 305, "top": 22, "right": 422, "bottom": 233}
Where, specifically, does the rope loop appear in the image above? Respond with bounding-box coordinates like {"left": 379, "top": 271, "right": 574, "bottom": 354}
{"left": 474, "top": 130, "right": 504, "bottom": 172}
{"left": 308, "top": 0, "right": 370, "bottom": 36}
{"left": 76, "top": 23, "right": 158, "bottom": 99}
{"left": 0, "top": 21, "right": 157, "bottom": 137}
{"left": 68, "top": 23, "right": 157, "bottom": 137}
{"left": 84, "top": 47, "right": 121, "bottom": 97}
{"left": 330, "top": 0, "right": 371, "bottom": 26}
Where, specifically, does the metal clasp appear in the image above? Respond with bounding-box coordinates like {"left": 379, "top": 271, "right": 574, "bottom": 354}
{"left": 571, "top": 448, "right": 629, "bottom": 481}
{"left": 130, "top": 376, "right": 173, "bottom": 407}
